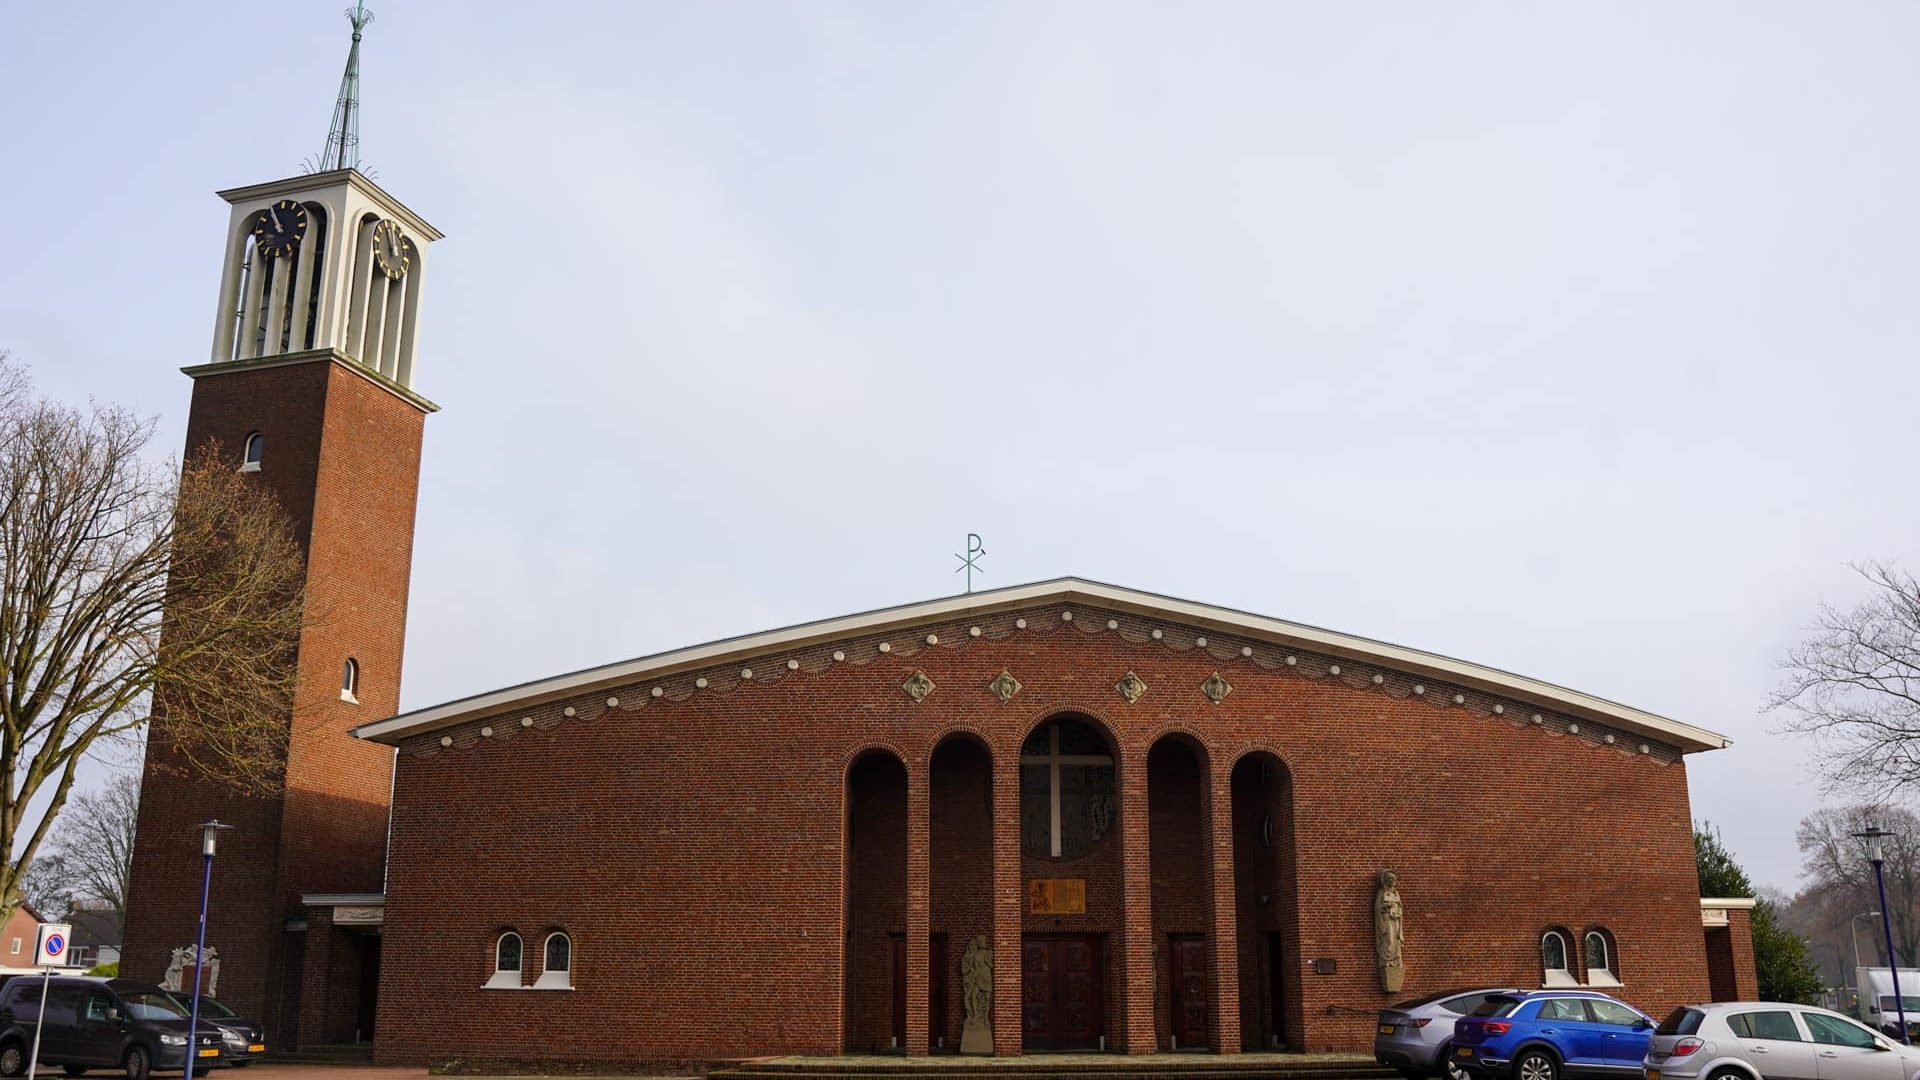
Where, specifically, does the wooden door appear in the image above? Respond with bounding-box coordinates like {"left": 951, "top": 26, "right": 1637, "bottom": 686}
{"left": 1168, "top": 934, "right": 1209, "bottom": 1049}
{"left": 1021, "top": 935, "right": 1105, "bottom": 1050}
{"left": 1267, "top": 932, "right": 1287, "bottom": 1049}
{"left": 930, "top": 934, "right": 949, "bottom": 1050}
{"left": 891, "top": 935, "right": 906, "bottom": 1050}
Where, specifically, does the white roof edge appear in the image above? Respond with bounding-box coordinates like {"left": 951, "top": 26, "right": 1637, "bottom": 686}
{"left": 353, "top": 577, "right": 1732, "bottom": 753}
{"left": 1700, "top": 897, "right": 1760, "bottom": 909}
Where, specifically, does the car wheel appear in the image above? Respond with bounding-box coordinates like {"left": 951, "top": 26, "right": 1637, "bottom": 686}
{"left": 0, "top": 1043, "right": 24, "bottom": 1079}
{"left": 1439, "top": 1045, "right": 1472, "bottom": 1080}
{"left": 121, "top": 1045, "right": 150, "bottom": 1080}
{"left": 1515, "top": 1049, "right": 1558, "bottom": 1080}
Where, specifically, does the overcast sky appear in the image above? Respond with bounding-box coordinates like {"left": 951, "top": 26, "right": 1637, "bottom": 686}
{"left": 6, "top": 1, "right": 1919, "bottom": 891}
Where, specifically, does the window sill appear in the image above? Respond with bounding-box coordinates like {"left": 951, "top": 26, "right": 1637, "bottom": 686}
{"left": 238, "top": 462, "right": 261, "bottom": 473}
{"left": 1584, "top": 972, "right": 1623, "bottom": 988}
{"left": 340, "top": 690, "right": 359, "bottom": 704}
{"left": 1541, "top": 971, "right": 1580, "bottom": 989}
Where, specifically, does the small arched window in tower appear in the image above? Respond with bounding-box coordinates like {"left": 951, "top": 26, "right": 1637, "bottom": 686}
{"left": 1541, "top": 928, "right": 1576, "bottom": 988}
{"left": 485, "top": 931, "right": 522, "bottom": 989}
{"left": 535, "top": 931, "right": 572, "bottom": 990}
{"left": 240, "top": 432, "right": 264, "bottom": 473}
{"left": 1584, "top": 928, "right": 1620, "bottom": 986}
{"left": 340, "top": 658, "right": 359, "bottom": 704}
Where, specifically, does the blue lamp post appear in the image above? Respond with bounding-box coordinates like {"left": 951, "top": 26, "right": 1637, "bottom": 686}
{"left": 185, "top": 821, "right": 232, "bottom": 1073}
{"left": 1855, "top": 824, "right": 1908, "bottom": 1044}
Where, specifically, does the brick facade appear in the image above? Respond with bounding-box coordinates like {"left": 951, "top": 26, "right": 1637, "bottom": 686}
{"left": 124, "top": 353, "right": 428, "bottom": 1048}
{"left": 369, "top": 603, "right": 1723, "bottom": 1067}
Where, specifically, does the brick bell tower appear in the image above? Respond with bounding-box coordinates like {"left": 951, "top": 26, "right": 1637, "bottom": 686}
{"left": 123, "top": 3, "right": 439, "bottom": 1050}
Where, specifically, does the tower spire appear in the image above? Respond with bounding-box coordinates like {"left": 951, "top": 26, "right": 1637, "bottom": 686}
{"left": 316, "top": 2, "right": 374, "bottom": 172}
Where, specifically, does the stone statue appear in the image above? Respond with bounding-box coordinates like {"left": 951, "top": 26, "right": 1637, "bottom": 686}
{"left": 161, "top": 945, "right": 221, "bottom": 996}
{"left": 960, "top": 935, "right": 993, "bottom": 1054}
{"left": 1375, "top": 869, "right": 1405, "bottom": 993}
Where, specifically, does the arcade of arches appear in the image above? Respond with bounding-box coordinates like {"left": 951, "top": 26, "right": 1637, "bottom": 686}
{"left": 844, "top": 715, "right": 1299, "bottom": 1055}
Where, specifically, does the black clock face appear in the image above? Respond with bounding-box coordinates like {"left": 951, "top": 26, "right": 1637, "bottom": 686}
{"left": 372, "top": 219, "right": 412, "bottom": 280}
{"left": 250, "top": 200, "right": 307, "bottom": 259}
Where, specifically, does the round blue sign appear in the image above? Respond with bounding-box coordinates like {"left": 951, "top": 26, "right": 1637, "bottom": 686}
{"left": 42, "top": 934, "right": 63, "bottom": 956}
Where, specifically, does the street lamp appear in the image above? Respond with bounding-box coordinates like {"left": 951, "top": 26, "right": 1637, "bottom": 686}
{"left": 1855, "top": 910, "right": 1885, "bottom": 971}
{"left": 185, "top": 821, "right": 233, "bottom": 1075}
{"left": 1855, "top": 824, "right": 1909, "bottom": 1044}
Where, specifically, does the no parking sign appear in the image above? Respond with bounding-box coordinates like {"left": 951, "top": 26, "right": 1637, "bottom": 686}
{"left": 33, "top": 923, "right": 69, "bottom": 968}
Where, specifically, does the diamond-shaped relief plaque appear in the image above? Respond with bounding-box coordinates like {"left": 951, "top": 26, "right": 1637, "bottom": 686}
{"left": 902, "top": 670, "right": 935, "bottom": 703}
{"left": 1115, "top": 670, "right": 1148, "bottom": 704}
{"left": 990, "top": 670, "right": 1022, "bottom": 703}
{"left": 1201, "top": 672, "right": 1232, "bottom": 705}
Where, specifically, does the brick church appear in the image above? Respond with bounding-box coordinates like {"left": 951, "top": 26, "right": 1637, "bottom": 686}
{"left": 122, "top": 11, "right": 1761, "bottom": 1071}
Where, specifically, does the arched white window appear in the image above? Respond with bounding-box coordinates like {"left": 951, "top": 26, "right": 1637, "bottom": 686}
{"left": 484, "top": 931, "right": 522, "bottom": 989}
{"left": 1585, "top": 928, "right": 1620, "bottom": 986}
{"left": 1541, "top": 929, "right": 1576, "bottom": 987}
{"left": 241, "top": 432, "right": 264, "bottom": 472}
{"left": 340, "top": 658, "right": 359, "bottom": 703}
{"left": 535, "top": 931, "right": 572, "bottom": 990}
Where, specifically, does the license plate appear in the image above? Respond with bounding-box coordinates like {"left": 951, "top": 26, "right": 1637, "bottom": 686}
{"left": 1380, "top": 1024, "right": 1396, "bottom": 1034}
{"left": 1646, "top": 1071, "right": 1661, "bottom": 1080}
{"left": 197, "top": 1048, "right": 220, "bottom": 1058}
{"left": 248, "top": 1044, "right": 266, "bottom": 1053}
{"left": 1458, "top": 1047, "right": 1474, "bottom": 1058}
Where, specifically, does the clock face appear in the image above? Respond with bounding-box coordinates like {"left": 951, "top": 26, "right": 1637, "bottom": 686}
{"left": 250, "top": 200, "right": 307, "bottom": 259}
{"left": 371, "top": 219, "right": 412, "bottom": 280}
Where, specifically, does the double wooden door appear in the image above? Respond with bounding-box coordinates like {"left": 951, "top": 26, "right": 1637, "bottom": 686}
{"left": 1021, "top": 935, "right": 1106, "bottom": 1051}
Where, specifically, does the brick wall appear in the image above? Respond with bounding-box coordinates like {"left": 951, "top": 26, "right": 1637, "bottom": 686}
{"left": 372, "top": 606, "right": 1714, "bottom": 1066}
{"left": 124, "top": 355, "right": 425, "bottom": 1047}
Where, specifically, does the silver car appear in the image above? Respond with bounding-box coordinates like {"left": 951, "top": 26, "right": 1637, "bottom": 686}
{"left": 1379, "top": 988, "right": 1524, "bottom": 1080}
{"left": 1647, "top": 1002, "right": 1920, "bottom": 1080}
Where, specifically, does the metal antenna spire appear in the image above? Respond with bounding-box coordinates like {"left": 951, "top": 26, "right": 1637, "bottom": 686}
{"left": 316, "top": 2, "right": 374, "bottom": 172}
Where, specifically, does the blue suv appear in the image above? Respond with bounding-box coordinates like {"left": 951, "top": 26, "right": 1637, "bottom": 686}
{"left": 1452, "top": 990, "right": 1655, "bottom": 1080}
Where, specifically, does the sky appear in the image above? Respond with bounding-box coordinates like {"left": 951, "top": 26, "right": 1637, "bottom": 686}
{"left": 4, "top": 1, "right": 1919, "bottom": 891}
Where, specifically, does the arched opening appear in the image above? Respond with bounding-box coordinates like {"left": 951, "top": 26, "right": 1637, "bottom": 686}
{"left": 1230, "top": 752, "right": 1300, "bottom": 1051}
{"left": 929, "top": 734, "right": 993, "bottom": 1052}
{"left": 845, "top": 750, "right": 908, "bottom": 1053}
{"left": 1018, "top": 714, "right": 1118, "bottom": 1052}
{"left": 1148, "top": 735, "right": 1212, "bottom": 1051}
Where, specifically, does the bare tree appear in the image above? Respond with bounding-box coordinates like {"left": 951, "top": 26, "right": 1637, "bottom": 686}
{"left": 31, "top": 773, "right": 140, "bottom": 927}
{"left": 0, "top": 354, "right": 306, "bottom": 923}
{"left": 1797, "top": 805, "right": 1920, "bottom": 966}
{"left": 1775, "top": 563, "right": 1920, "bottom": 797}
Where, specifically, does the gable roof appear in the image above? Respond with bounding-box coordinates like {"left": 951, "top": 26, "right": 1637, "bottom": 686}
{"left": 352, "top": 577, "right": 1730, "bottom": 753}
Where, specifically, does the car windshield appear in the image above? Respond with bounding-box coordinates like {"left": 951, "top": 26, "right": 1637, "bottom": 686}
{"left": 1878, "top": 997, "right": 1920, "bottom": 1012}
{"left": 1472, "top": 996, "right": 1522, "bottom": 1018}
{"left": 166, "top": 992, "right": 236, "bottom": 1019}
{"left": 119, "top": 991, "right": 189, "bottom": 1020}
{"left": 1657, "top": 1008, "right": 1704, "bottom": 1036}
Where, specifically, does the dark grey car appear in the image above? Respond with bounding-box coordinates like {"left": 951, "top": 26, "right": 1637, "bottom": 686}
{"left": 1379, "top": 988, "right": 1524, "bottom": 1080}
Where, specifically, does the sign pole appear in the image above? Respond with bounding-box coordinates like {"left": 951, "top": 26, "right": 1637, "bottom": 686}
{"left": 24, "top": 966, "right": 49, "bottom": 1080}
{"left": 24, "top": 921, "right": 70, "bottom": 1080}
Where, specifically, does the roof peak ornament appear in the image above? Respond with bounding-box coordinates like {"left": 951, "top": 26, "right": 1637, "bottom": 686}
{"left": 308, "top": 2, "right": 375, "bottom": 174}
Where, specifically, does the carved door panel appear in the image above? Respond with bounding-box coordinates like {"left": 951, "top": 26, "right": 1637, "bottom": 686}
{"left": 1056, "top": 937, "right": 1104, "bottom": 1049}
{"left": 1021, "top": 940, "right": 1053, "bottom": 1046}
{"left": 1169, "top": 934, "right": 1210, "bottom": 1049}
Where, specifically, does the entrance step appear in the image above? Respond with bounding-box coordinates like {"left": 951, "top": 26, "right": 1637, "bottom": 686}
{"left": 267, "top": 1043, "right": 376, "bottom": 1065}
{"left": 710, "top": 1054, "right": 1400, "bottom": 1080}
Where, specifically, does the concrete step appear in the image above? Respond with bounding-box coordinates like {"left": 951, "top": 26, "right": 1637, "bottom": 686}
{"left": 267, "top": 1043, "right": 376, "bottom": 1064}
{"left": 710, "top": 1055, "right": 1400, "bottom": 1080}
